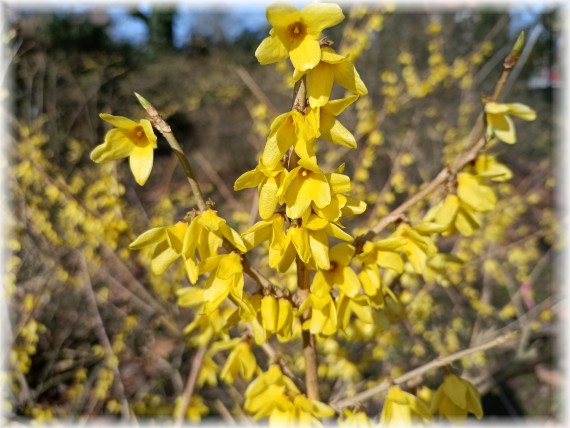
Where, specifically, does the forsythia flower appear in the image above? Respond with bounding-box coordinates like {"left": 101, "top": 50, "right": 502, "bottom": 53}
{"left": 357, "top": 238, "right": 404, "bottom": 306}
{"left": 234, "top": 160, "right": 287, "bottom": 219}
{"left": 244, "top": 365, "right": 334, "bottom": 425}
{"left": 393, "top": 223, "right": 438, "bottom": 274}
{"left": 262, "top": 110, "right": 315, "bottom": 170}
{"left": 278, "top": 163, "right": 332, "bottom": 219}
{"left": 430, "top": 373, "right": 483, "bottom": 421}
{"left": 256, "top": 3, "right": 345, "bottom": 72}
{"left": 91, "top": 113, "right": 157, "bottom": 186}
{"left": 339, "top": 409, "right": 374, "bottom": 427}
{"left": 306, "top": 95, "right": 359, "bottom": 150}
{"left": 220, "top": 342, "right": 257, "bottom": 384}
{"left": 295, "top": 47, "right": 368, "bottom": 108}
{"left": 484, "top": 101, "right": 536, "bottom": 144}
{"left": 129, "top": 221, "right": 188, "bottom": 275}
{"left": 380, "top": 386, "right": 432, "bottom": 425}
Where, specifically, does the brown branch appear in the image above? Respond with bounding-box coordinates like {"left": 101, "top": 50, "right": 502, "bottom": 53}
{"left": 174, "top": 343, "right": 208, "bottom": 426}
{"left": 135, "top": 92, "right": 207, "bottom": 212}
{"left": 329, "top": 330, "right": 519, "bottom": 411}
{"left": 78, "top": 253, "right": 131, "bottom": 421}
{"left": 360, "top": 31, "right": 527, "bottom": 244}
{"left": 236, "top": 66, "right": 279, "bottom": 117}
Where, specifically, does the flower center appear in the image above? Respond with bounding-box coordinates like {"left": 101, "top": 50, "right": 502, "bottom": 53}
{"left": 131, "top": 126, "right": 148, "bottom": 147}
{"left": 288, "top": 22, "right": 306, "bottom": 40}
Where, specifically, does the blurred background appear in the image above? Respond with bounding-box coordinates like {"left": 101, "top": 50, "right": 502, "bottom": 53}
{"left": 2, "top": 1, "right": 563, "bottom": 424}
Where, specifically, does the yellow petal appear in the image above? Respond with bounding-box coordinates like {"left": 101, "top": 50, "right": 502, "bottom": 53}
{"left": 290, "top": 227, "right": 311, "bottom": 263}
{"left": 234, "top": 168, "right": 263, "bottom": 190}
{"left": 255, "top": 34, "right": 289, "bottom": 65}
{"left": 307, "top": 62, "right": 335, "bottom": 108}
{"left": 435, "top": 194, "right": 459, "bottom": 227}
{"left": 488, "top": 113, "right": 516, "bottom": 144}
{"left": 455, "top": 205, "right": 481, "bottom": 236}
{"left": 151, "top": 245, "right": 180, "bottom": 275}
{"left": 266, "top": 3, "right": 300, "bottom": 28}
{"left": 220, "top": 224, "right": 247, "bottom": 253}
{"left": 308, "top": 229, "right": 330, "bottom": 270}
{"left": 457, "top": 172, "right": 496, "bottom": 211}
{"left": 301, "top": 3, "right": 345, "bottom": 33}
{"left": 261, "top": 295, "right": 278, "bottom": 333}
{"left": 90, "top": 129, "right": 134, "bottom": 163}
{"left": 505, "top": 102, "right": 536, "bottom": 121}
{"left": 99, "top": 113, "right": 139, "bottom": 129}
{"left": 289, "top": 38, "right": 322, "bottom": 72}
{"left": 129, "top": 145, "right": 154, "bottom": 186}
{"left": 258, "top": 177, "right": 279, "bottom": 219}
{"left": 129, "top": 227, "right": 166, "bottom": 249}
{"left": 333, "top": 57, "right": 368, "bottom": 96}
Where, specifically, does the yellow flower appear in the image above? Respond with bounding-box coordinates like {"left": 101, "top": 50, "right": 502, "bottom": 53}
{"left": 298, "top": 287, "right": 338, "bottom": 336}
{"left": 244, "top": 364, "right": 301, "bottom": 420}
{"left": 262, "top": 109, "right": 315, "bottom": 170}
{"left": 129, "top": 221, "right": 188, "bottom": 275}
{"left": 305, "top": 95, "right": 359, "bottom": 150}
{"left": 256, "top": 3, "right": 345, "bottom": 72}
{"left": 278, "top": 162, "right": 331, "bottom": 219}
{"left": 380, "top": 386, "right": 432, "bottom": 425}
{"left": 339, "top": 408, "right": 374, "bottom": 427}
{"left": 393, "top": 223, "right": 438, "bottom": 275}
{"left": 182, "top": 209, "right": 247, "bottom": 283}
{"left": 484, "top": 101, "right": 536, "bottom": 144}
{"left": 294, "top": 47, "right": 368, "bottom": 108}
{"left": 357, "top": 238, "right": 405, "bottom": 306}
{"left": 196, "top": 252, "right": 255, "bottom": 320}
{"left": 91, "top": 114, "right": 157, "bottom": 186}
{"left": 234, "top": 160, "right": 287, "bottom": 219}
{"left": 311, "top": 244, "right": 361, "bottom": 298}
{"left": 430, "top": 373, "right": 483, "bottom": 421}
{"left": 457, "top": 172, "right": 496, "bottom": 212}
{"left": 220, "top": 342, "right": 257, "bottom": 384}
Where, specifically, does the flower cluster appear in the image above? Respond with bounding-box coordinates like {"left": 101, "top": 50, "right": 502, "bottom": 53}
{"left": 244, "top": 365, "right": 334, "bottom": 424}
{"left": 236, "top": 2, "right": 372, "bottom": 344}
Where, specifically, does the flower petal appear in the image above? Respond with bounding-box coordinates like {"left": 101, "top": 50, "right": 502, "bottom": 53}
{"left": 301, "top": 3, "right": 344, "bottom": 33}
{"left": 99, "top": 113, "right": 139, "bottom": 129}
{"left": 255, "top": 34, "right": 289, "bottom": 65}
{"left": 129, "top": 145, "right": 154, "bottom": 185}
{"left": 333, "top": 58, "right": 368, "bottom": 95}
{"left": 289, "top": 38, "right": 321, "bottom": 72}
{"left": 307, "top": 62, "right": 335, "bottom": 108}
{"left": 90, "top": 129, "right": 134, "bottom": 163}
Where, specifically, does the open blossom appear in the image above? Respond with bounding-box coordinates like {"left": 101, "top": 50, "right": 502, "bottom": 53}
{"left": 484, "top": 101, "right": 536, "bottom": 144}
{"left": 255, "top": 3, "right": 344, "bottom": 72}
{"left": 430, "top": 373, "right": 483, "bottom": 421}
{"left": 91, "top": 113, "right": 157, "bottom": 186}
{"left": 294, "top": 47, "right": 368, "bottom": 108}
{"left": 380, "top": 386, "right": 432, "bottom": 425}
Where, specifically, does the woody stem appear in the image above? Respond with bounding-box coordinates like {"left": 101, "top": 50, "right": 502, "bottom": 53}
{"left": 134, "top": 92, "right": 207, "bottom": 212}
{"left": 288, "top": 75, "right": 320, "bottom": 401}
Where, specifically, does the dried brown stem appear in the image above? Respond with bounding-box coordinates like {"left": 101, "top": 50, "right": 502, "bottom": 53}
{"left": 330, "top": 330, "right": 519, "bottom": 411}
{"left": 135, "top": 92, "right": 207, "bottom": 212}
{"left": 174, "top": 344, "right": 207, "bottom": 426}
{"left": 79, "top": 253, "right": 130, "bottom": 421}
{"left": 362, "top": 32, "right": 526, "bottom": 243}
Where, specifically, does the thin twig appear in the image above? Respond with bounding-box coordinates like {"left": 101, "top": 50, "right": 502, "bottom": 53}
{"left": 78, "top": 252, "right": 130, "bottom": 421}
{"left": 135, "top": 92, "right": 207, "bottom": 212}
{"left": 360, "top": 31, "right": 528, "bottom": 246}
{"left": 329, "top": 330, "right": 519, "bottom": 411}
{"left": 236, "top": 66, "right": 279, "bottom": 117}
{"left": 174, "top": 344, "right": 208, "bottom": 427}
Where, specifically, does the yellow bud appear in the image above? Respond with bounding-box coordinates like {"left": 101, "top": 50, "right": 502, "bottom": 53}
{"left": 261, "top": 295, "right": 279, "bottom": 333}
